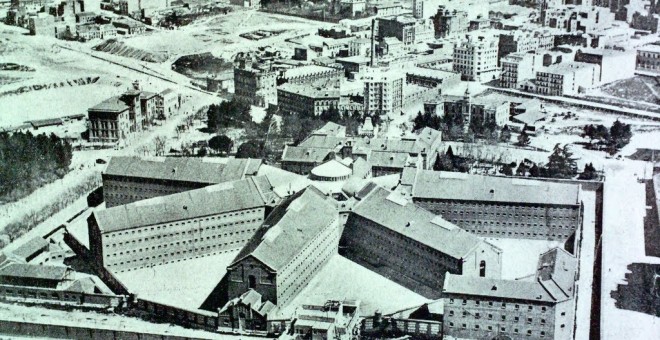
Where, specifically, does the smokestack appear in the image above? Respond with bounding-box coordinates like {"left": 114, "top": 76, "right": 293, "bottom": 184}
{"left": 370, "top": 18, "right": 377, "bottom": 67}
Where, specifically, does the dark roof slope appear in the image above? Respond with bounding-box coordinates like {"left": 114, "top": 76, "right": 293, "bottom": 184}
{"left": 0, "top": 263, "right": 68, "bottom": 281}
{"left": 229, "top": 186, "right": 338, "bottom": 271}
{"left": 93, "top": 176, "right": 276, "bottom": 233}
{"left": 350, "top": 186, "right": 483, "bottom": 259}
{"left": 412, "top": 170, "right": 580, "bottom": 206}
{"left": 104, "top": 157, "right": 261, "bottom": 184}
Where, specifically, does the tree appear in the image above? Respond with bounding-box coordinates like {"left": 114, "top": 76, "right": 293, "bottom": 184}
{"left": 208, "top": 135, "right": 233, "bottom": 155}
{"left": 433, "top": 152, "right": 454, "bottom": 171}
{"left": 609, "top": 119, "right": 632, "bottom": 149}
{"left": 236, "top": 140, "right": 264, "bottom": 158}
{"left": 501, "top": 163, "right": 514, "bottom": 176}
{"left": 578, "top": 162, "right": 598, "bottom": 180}
{"left": 320, "top": 105, "right": 341, "bottom": 123}
{"left": 529, "top": 164, "right": 541, "bottom": 177}
{"left": 154, "top": 135, "right": 167, "bottom": 156}
{"left": 516, "top": 130, "right": 531, "bottom": 147}
{"left": 545, "top": 144, "right": 578, "bottom": 179}
{"left": 499, "top": 125, "right": 512, "bottom": 143}
{"left": 206, "top": 99, "right": 252, "bottom": 131}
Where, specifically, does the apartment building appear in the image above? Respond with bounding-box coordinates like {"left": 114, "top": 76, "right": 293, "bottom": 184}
{"left": 363, "top": 70, "right": 404, "bottom": 116}
{"left": 636, "top": 44, "right": 660, "bottom": 74}
{"left": 453, "top": 35, "right": 500, "bottom": 82}
{"left": 535, "top": 62, "right": 600, "bottom": 96}
{"left": 233, "top": 62, "right": 278, "bottom": 107}
{"left": 498, "top": 29, "right": 554, "bottom": 64}
{"left": 500, "top": 52, "right": 543, "bottom": 89}
{"left": 433, "top": 6, "right": 468, "bottom": 38}
{"left": 277, "top": 83, "right": 341, "bottom": 117}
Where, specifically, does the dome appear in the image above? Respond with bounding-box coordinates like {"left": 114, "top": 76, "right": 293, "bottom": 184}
{"left": 310, "top": 160, "right": 352, "bottom": 181}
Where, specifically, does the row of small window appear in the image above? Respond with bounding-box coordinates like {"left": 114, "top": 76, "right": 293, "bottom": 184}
{"left": 457, "top": 220, "right": 574, "bottom": 229}
{"left": 109, "top": 242, "right": 246, "bottom": 267}
{"left": 443, "top": 211, "right": 577, "bottom": 220}
{"left": 449, "top": 310, "right": 546, "bottom": 324}
{"left": 280, "top": 234, "right": 336, "bottom": 298}
{"left": 449, "top": 299, "right": 548, "bottom": 312}
{"left": 467, "top": 229, "right": 569, "bottom": 238}
{"left": 105, "top": 226, "right": 257, "bottom": 247}
{"left": 358, "top": 223, "right": 455, "bottom": 268}
{"left": 448, "top": 323, "right": 549, "bottom": 337}
{"left": 107, "top": 234, "right": 252, "bottom": 257}
{"left": 280, "top": 224, "right": 337, "bottom": 278}
{"left": 430, "top": 202, "right": 576, "bottom": 212}
{"left": 104, "top": 213, "right": 261, "bottom": 237}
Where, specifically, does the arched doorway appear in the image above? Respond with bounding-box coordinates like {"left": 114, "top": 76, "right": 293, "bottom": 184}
{"left": 248, "top": 275, "right": 256, "bottom": 289}
{"left": 480, "top": 260, "right": 486, "bottom": 277}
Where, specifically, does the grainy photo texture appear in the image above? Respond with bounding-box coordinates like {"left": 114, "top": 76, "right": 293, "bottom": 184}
{"left": 0, "top": 0, "right": 658, "bottom": 339}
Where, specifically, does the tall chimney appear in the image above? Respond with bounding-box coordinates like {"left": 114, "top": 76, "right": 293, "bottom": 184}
{"left": 370, "top": 18, "right": 377, "bottom": 67}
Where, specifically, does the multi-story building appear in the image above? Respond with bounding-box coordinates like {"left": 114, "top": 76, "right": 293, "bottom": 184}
{"left": 544, "top": 5, "right": 615, "bottom": 33}
{"left": 340, "top": 184, "right": 502, "bottom": 299}
{"left": 233, "top": 62, "right": 278, "bottom": 107}
{"left": 139, "top": 92, "right": 158, "bottom": 128}
{"left": 535, "top": 62, "right": 600, "bottom": 96}
{"left": 498, "top": 29, "right": 554, "bottom": 65}
{"left": 363, "top": 70, "right": 404, "bottom": 116}
{"left": 102, "top": 156, "right": 263, "bottom": 207}
{"left": 500, "top": 51, "right": 544, "bottom": 89}
{"left": 87, "top": 96, "right": 132, "bottom": 144}
{"left": 280, "top": 65, "right": 342, "bottom": 85}
{"left": 574, "top": 48, "right": 636, "bottom": 84}
{"left": 277, "top": 83, "right": 341, "bottom": 117}
{"left": 442, "top": 248, "right": 577, "bottom": 340}
{"left": 440, "top": 91, "right": 510, "bottom": 128}
{"left": 88, "top": 176, "right": 280, "bottom": 273}
{"left": 158, "top": 88, "right": 178, "bottom": 117}
{"left": 348, "top": 38, "right": 371, "bottom": 57}
{"left": 377, "top": 15, "right": 434, "bottom": 45}
{"left": 636, "top": 44, "right": 660, "bottom": 74}
{"left": 406, "top": 67, "right": 461, "bottom": 89}
{"left": 405, "top": 170, "right": 583, "bottom": 241}
{"left": 225, "top": 186, "right": 339, "bottom": 307}
{"left": 433, "top": 6, "right": 468, "bottom": 38}
{"left": 453, "top": 35, "right": 500, "bottom": 82}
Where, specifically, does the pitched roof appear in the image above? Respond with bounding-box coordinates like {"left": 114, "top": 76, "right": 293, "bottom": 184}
{"left": 104, "top": 157, "right": 261, "bottom": 184}
{"left": 369, "top": 151, "right": 410, "bottom": 168}
{"left": 229, "top": 186, "right": 338, "bottom": 271}
{"left": 11, "top": 237, "right": 48, "bottom": 261}
{"left": 311, "top": 160, "right": 352, "bottom": 178}
{"left": 443, "top": 273, "right": 556, "bottom": 302}
{"left": 88, "top": 96, "right": 129, "bottom": 113}
{"left": 0, "top": 263, "right": 68, "bottom": 281}
{"left": 412, "top": 170, "right": 580, "bottom": 206}
{"left": 536, "top": 248, "right": 577, "bottom": 301}
{"left": 220, "top": 289, "right": 276, "bottom": 317}
{"left": 281, "top": 146, "right": 334, "bottom": 163}
{"left": 93, "top": 177, "right": 276, "bottom": 233}
{"left": 443, "top": 247, "right": 577, "bottom": 303}
{"left": 314, "top": 122, "right": 346, "bottom": 137}
{"left": 349, "top": 186, "right": 484, "bottom": 259}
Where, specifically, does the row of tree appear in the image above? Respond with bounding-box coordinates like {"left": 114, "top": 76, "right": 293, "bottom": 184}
{"left": 412, "top": 110, "right": 500, "bottom": 143}
{"left": 582, "top": 120, "right": 633, "bottom": 151}
{"left": 0, "top": 131, "right": 73, "bottom": 202}
{"left": 500, "top": 144, "right": 596, "bottom": 179}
